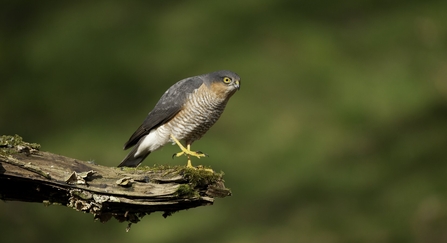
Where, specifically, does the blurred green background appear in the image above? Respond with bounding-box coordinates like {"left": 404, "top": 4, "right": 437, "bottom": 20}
{"left": 1, "top": 1, "right": 447, "bottom": 242}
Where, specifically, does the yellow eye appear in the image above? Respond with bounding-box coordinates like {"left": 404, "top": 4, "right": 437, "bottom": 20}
{"left": 223, "top": 77, "right": 232, "bottom": 84}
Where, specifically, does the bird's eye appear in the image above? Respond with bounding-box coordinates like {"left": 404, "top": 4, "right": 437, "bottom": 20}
{"left": 223, "top": 77, "right": 232, "bottom": 84}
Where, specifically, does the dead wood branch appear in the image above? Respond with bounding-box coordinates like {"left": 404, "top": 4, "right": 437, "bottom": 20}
{"left": 0, "top": 135, "right": 231, "bottom": 230}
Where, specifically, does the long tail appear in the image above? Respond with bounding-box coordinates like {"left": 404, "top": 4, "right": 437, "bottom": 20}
{"left": 118, "top": 145, "right": 150, "bottom": 167}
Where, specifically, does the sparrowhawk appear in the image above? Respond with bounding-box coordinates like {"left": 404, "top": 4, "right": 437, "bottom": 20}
{"left": 118, "top": 70, "right": 240, "bottom": 168}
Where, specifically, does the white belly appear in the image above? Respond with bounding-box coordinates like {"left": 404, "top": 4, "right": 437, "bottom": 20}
{"left": 135, "top": 125, "right": 171, "bottom": 157}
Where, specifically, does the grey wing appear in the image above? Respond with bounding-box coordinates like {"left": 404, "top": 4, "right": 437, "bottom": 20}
{"left": 123, "top": 76, "right": 204, "bottom": 150}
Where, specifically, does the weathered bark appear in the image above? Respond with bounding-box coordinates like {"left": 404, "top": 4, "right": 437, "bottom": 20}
{"left": 0, "top": 135, "right": 231, "bottom": 230}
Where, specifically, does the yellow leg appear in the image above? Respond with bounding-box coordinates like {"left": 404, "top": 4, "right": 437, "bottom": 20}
{"left": 186, "top": 156, "right": 193, "bottom": 169}
{"left": 170, "top": 135, "right": 206, "bottom": 168}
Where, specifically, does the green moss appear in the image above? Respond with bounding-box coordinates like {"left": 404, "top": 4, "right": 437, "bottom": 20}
{"left": 144, "top": 164, "right": 184, "bottom": 171}
{"left": 0, "top": 134, "right": 40, "bottom": 156}
{"left": 175, "top": 184, "right": 198, "bottom": 198}
{"left": 181, "top": 167, "right": 223, "bottom": 188}
{"left": 0, "top": 134, "right": 40, "bottom": 149}
{"left": 146, "top": 164, "right": 224, "bottom": 187}
{"left": 120, "top": 163, "right": 225, "bottom": 198}
{"left": 173, "top": 167, "right": 225, "bottom": 198}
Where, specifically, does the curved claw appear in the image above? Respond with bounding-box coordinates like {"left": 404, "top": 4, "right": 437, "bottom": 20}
{"left": 196, "top": 151, "right": 209, "bottom": 157}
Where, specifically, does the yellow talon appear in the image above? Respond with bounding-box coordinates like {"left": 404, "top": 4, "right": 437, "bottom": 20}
{"left": 186, "top": 159, "right": 196, "bottom": 169}
{"left": 170, "top": 135, "right": 206, "bottom": 168}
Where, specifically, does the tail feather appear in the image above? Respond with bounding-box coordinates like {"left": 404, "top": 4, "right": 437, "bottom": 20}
{"left": 118, "top": 145, "right": 150, "bottom": 167}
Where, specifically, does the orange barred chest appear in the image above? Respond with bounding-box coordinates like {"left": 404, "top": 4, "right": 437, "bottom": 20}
{"left": 166, "top": 84, "right": 228, "bottom": 144}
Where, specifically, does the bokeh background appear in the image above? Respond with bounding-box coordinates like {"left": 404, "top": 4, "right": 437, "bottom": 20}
{"left": 2, "top": 1, "right": 447, "bottom": 242}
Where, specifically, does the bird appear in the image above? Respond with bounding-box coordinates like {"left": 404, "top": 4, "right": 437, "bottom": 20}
{"left": 118, "top": 70, "right": 240, "bottom": 168}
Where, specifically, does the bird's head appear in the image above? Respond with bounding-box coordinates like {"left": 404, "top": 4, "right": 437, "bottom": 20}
{"left": 204, "top": 70, "right": 240, "bottom": 99}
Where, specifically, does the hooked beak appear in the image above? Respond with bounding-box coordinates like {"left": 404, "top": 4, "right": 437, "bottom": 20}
{"left": 234, "top": 80, "right": 240, "bottom": 90}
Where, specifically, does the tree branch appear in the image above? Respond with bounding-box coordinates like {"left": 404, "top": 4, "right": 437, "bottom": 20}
{"left": 0, "top": 135, "right": 231, "bottom": 230}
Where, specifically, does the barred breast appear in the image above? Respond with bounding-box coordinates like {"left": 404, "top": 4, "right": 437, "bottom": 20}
{"left": 163, "top": 84, "right": 229, "bottom": 144}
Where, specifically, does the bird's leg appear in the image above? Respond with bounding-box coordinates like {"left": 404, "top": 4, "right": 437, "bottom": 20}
{"left": 186, "top": 156, "right": 193, "bottom": 169}
{"left": 170, "top": 135, "right": 207, "bottom": 168}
